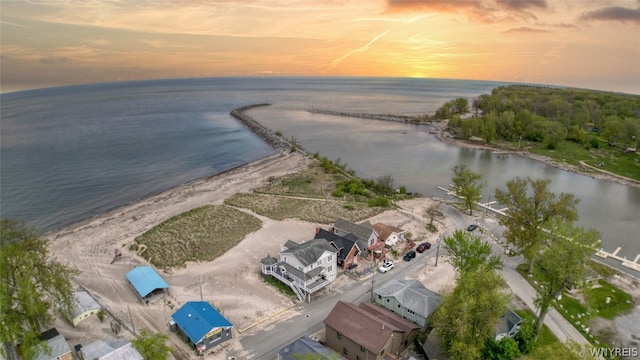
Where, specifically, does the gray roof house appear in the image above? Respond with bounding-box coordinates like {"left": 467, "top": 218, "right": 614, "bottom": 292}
{"left": 333, "top": 218, "right": 379, "bottom": 259}
{"left": 373, "top": 278, "right": 443, "bottom": 328}
{"left": 314, "top": 228, "right": 364, "bottom": 269}
{"left": 277, "top": 335, "right": 345, "bottom": 360}
{"left": 261, "top": 238, "right": 338, "bottom": 302}
{"left": 495, "top": 309, "right": 523, "bottom": 340}
{"left": 34, "top": 328, "right": 72, "bottom": 360}
{"left": 80, "top": 337, "right": 143, "bottom": 360}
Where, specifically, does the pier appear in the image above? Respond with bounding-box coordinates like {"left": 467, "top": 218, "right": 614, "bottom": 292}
{"left": 437, "top": 185, "right": 640, "bottom": 275}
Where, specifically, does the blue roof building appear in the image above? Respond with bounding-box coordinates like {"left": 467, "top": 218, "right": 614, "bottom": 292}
{"left": 125, "top": 266, "right": 170, "bottom": 305}
{"left": 171, "top": 301, "right": 233, "bottom": 355}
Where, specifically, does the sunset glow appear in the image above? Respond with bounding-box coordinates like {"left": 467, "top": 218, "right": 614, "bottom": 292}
{"left": 1, "top": 0, "right": 639, "bottom": 93}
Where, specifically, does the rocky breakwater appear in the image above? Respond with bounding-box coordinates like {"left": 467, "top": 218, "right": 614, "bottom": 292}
{"left": 309, "top": 108, "right": 428, "bottom": 123}
{"left": 231, "top": 104, "right": 305, "bottom": 153}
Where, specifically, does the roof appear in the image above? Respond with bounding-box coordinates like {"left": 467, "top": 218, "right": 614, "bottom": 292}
{"left": 34, "top": 329, "right": 71, "bottom": 360}
{"left": 278, "top": 336, "right": 345, "bottom": 360}
{"left": 372, "top": 222, "right": 405, "bottom": 241}
{"left": 324, "top": 301, "right": 416, "bottom": 354}
{"left": 334, "top": 218, "right": 375, "bottom": 242}
{"left": 260, "top": 254, "right": 278, "bottom": 265}
{"left": 71, "top": 290, "right": 101, "bottom": 318}
{"left": 81, "top": 338, "right": 143, "bottom": 360}
{"left": 359, "top": 302, "right": 420, "bottom": 341}
{"left": 125, "top": 266, "right": 170, "bottom": 298}
{"left": 374, "top": 278, "right": 443, "bottom": 319}
{"left": 495, "top": 309, "right": 523, "bottom": 336}
{"left": 314, "top": 229, "right": 361, "bottom": 260}
{"left": 172, "top": 301, "right": 233, "bottom": 345}
{"left": 281, "top": 238, "right": 336, "bottom": 266}
{"left": 422, "top": 329, "right": 447, "bottom": 360}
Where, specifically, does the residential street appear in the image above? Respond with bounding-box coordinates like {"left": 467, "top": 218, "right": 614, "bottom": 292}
{"left": 238, "top": 203, "right": 592, "bottom": 359}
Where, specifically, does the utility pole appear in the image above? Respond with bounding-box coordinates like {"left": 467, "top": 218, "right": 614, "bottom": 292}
{"left": 128, "top": 305, "right": 136, "bottom": 336}
{"left": 435, "top": 235, "right": 441, "bottom": 267}
{"left": 370, "top": 279, "right": 375, "bottom": 303}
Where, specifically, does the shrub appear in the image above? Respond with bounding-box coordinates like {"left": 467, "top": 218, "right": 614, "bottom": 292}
{"left": 96, "top": 308, "right": 107, "bottom": 322}
{"left": 367, "top": 197, "right": 389, "bottom": 207}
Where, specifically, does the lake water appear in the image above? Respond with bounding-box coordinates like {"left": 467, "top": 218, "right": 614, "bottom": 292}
{"left": 1, "top": 77, "right": 638, "bottom": 274}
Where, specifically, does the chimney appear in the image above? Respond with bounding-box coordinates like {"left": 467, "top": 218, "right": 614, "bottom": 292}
{"left": 382, "top": 324, "right": 385, "bottom": 330}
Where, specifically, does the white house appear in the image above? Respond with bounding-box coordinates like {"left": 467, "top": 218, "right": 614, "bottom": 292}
{"left": 261, "top": 238, "right": 338, "bottom": 302}
{"left": 373, "top": 222, "right": 406, "bottom": 247}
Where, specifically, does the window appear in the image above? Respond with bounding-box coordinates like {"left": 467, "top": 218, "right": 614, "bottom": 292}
{"left": 337, "top": 332, "right": 342, "bottom": 340}
{"left": 328, "top": 266, "right": 333, "bottom": 272}
{"left": 317, "top": 259, "right": 322, "bottom": 265}
{"left": 343, "top": 347, "right": 348, "bottom": 355}
{"left": 360, "top": 346, "right": 365, "bottom": 352}
{"left": 357, "top": 356, "right": 362, "bottom": 360}
{"left": 386, "top": 299, "right": 390, "bottom": 303}
{"left": 377, "top": 295, "right": 382, "bottom": 300}
{"left": 328, "top": 255, "right": 332, "bottom": 261}
{"left": 408, "top": 309, "right": 415, "bottom": 314}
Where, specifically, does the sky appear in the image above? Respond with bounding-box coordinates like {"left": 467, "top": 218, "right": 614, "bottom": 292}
{"left": 1, "top": 0, "right": 639, "bottom": 94}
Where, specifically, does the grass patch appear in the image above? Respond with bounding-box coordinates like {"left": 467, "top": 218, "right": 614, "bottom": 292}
{"left": 588, "top": 259, "right": 619, "bottom": 278}
{"left": 583, "top": 280, "right": 635, "bottom": 319}
{"left": 528, "top": 140, "right": 640, "bottom": 181}
{"left": 133, "top": 205, "right": 261, "bottom": 269}
{"left": 225, "top": 193, "right": 385, "bottom": 223}
{"left": 225, "top": 159, "right": 391, "bottom": 223}
{"left": 515, "top": 309, "right": 557, "bottom": 349}
{"left": 262, "top": 274, "right": 295, "bottom": 297}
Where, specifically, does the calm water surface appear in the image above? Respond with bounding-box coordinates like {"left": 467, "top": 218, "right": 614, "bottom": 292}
{"left": 1, "top": 77, "right": 638, "bottom": 275}
{"left": 250, "top": 106, "right": 640, "bottom": 265}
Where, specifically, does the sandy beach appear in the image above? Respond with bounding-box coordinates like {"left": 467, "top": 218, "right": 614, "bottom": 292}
{"left": 45, "top": 148, "right": 457, "bottom": 360}
{"left": 43, "top": 113, "right": 640, "bottom": 360}
{"left": 47, "top": 152, "right": 314, "bottom": 359}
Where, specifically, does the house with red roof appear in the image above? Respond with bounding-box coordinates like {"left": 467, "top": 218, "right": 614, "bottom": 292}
{"left": 324, "top": 301, "right": 419, "bottom": 360}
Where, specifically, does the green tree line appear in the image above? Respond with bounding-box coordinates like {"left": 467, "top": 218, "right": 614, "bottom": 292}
{"left": 444, "top": 85, "right": 640, "bottom": 150}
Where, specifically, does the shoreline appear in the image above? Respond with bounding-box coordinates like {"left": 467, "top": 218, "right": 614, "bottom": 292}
{"left": 306, "top": 108, "right": 640, "bottom": 190}
{"left": 433, "top": 124, "right": 640, "bottom": 190}
{"left": 43, "top": 105, "right": 640, "bottom": 359}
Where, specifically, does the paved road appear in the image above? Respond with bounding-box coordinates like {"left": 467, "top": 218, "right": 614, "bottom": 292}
{"left": 474, "top": 215, "right": 591, "bottom": 346}
{"left": 238, "top": 204, "right": 591, "bottom": 359}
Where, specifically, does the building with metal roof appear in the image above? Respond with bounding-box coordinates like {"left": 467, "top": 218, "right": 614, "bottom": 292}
{"left": 125, "top": 266, "right": 170, "bottom": 305}
{"left": 79, "top": 337, "right": 143, "bottom": 360}
{"left": 34, "top": 328, "right": 72, "bottom": 360}
{"left": 66, "top": 290, "right": 102, "bottom": 326}
{"left": 277, "top": 335, "right": 345, "bottom": 360}
{"left": 171, "top": 301, "right": 233, "bottom": 355}
{"left": 373, "top": 278, "right": 442, "bottom": 328}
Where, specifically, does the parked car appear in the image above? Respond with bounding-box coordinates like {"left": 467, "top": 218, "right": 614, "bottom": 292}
{"left": 416, "top": 242, "right": 432, "bottom": 253}
{"left": 403, "top": 250, "right": 417, "bottom": 261}
{"left": 467, "top": 224, "right": 478, "bottom": 231}
{"left": 378, "top": 261, "right": 394, "bottom": 273}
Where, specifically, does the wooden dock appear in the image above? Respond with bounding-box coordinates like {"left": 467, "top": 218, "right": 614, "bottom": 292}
{"left": 437, "top": 185, "right": 640, "bottom": 274}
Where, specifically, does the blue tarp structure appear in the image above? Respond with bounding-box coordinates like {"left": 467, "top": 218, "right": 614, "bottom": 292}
{"left": 125, "top": 266, "right": 169, "bottom": 299}
{"left": 172, "top": 301, "right": 233, "bottom": 345}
